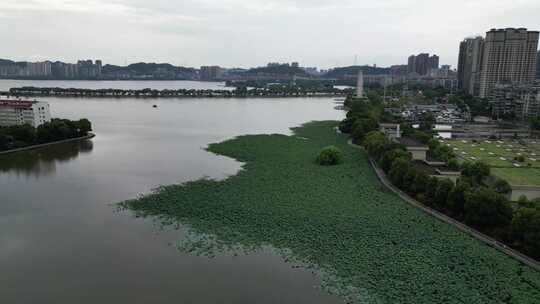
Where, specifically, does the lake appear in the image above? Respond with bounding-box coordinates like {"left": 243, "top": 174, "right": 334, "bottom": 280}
{"left": 0, "top": 94, "right": 345, "bottom": 303}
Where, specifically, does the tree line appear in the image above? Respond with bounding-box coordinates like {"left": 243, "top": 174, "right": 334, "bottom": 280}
{"left": 0, "top": 118, "right": 92, "bottom": 151}
{"left": 4, "top": 86, "right": 347, "bottom": 98}
{"left": 340, "top": 93, "right": 540, "bottom": 260}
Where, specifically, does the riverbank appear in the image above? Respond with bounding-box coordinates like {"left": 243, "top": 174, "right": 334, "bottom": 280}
{"left": 119, "top": 121, "right": 540, "bottom": 303}
{"left": 0, "top": 133, "right": 95, "bottom": 155}
{"left": 358, "top": 143, "right": 540, "bottom": 270}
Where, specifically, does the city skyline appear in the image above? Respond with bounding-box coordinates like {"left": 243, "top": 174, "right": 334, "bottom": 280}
{"left": 1, "top": 0, "right": 539, "bottom": 69}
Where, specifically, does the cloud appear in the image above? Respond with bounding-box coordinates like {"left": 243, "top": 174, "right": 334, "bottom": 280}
{"left": 0, "top": 0, "right": 538, "bottom": 68}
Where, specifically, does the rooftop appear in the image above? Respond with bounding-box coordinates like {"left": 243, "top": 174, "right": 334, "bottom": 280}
{"left": 0, "top": 99, "right": 37, "bottom": 109}
{"left": 397, "top": 137, "right": 428, "bottom": 148}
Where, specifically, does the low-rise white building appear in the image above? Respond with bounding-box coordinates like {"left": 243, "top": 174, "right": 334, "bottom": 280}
{"left": 0, "top": 99, "right": 51, "bottom": 127}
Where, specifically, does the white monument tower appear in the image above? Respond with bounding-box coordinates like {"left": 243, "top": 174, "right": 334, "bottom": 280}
{"left": 356, "top": 70, "right": 364, "bottom": 98}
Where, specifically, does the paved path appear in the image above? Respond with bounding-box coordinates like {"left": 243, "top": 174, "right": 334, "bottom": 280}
{"left": 347, "top": 139, "right": 540, "bottom": 271}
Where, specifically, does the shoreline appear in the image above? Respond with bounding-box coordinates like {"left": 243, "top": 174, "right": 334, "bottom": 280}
{"left": 120, "top": 121, "right": 540, "bottom": 302}
{"left": 0, "top": 133, "right": 96, "bottom": 155}
{"left": 346, "top": 139, "right": 540, "bottom": 271}
{"left": 0, "top": 93, "right": 346, "bottom": 99}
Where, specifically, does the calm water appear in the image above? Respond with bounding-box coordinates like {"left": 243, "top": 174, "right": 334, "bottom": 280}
{"left": 0, "top": 79, "right": 233, "bottom": 91}
{"left": 0, "top": 96, "right": 344, "bottom": 304}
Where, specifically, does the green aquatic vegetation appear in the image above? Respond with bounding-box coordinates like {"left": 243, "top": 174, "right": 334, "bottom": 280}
{"left": 120, "top": 121, "right": 540, "bottom": 303}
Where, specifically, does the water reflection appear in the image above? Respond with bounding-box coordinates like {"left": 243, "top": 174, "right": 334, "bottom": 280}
{"left": 0, "top": 140, "right": 93, "bottom": 178}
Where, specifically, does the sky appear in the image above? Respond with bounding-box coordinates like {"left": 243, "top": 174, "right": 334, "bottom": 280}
{"left": 0, "top": 0, "right": 539, "bottom": 69}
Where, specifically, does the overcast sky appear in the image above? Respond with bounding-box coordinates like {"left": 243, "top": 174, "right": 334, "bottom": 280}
{"left": 1, "top": 0, "right": 539, "bottom": 69}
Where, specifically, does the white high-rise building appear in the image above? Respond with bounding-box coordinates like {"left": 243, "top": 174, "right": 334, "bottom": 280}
{"left": 457, "top": 36, "right": 485, "bottom": 96}
{"left": 0, "top": 99, "right": 51, "bottom": 127}
{"left": 356, "top": 70, "right": 364, "bottom": 98}
{"left": 479, "top": 28, "right": 539, "bottom": 98}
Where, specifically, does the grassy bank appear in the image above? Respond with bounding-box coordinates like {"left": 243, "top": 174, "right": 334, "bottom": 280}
{"left": 120, "top": 121, "right": 540, "bottom": 303}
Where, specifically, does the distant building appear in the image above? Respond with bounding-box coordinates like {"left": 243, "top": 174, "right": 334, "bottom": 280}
{"left": 390, "top": 65, "right": 408, "bottom": 76}
{"left": 416, "top": 53, "right": 430, "bottom": 75}
{"left": 428, "top": 65, "right": 451, "bottom": 78}
{"left": 301, "top": 67, "right": 318, "bottom": 76}
{"left": 490, "top": 83, "right": 540, "bottom": 120}
{"left": 428, "top": 55, "right": 439, "bottom": 70}
{"left": 396, "top": 137, "right": 429, "bottom": 161}
{"left": 457, "top": 36, "right": 484, "bottom": 96}
{"left": 0, "top": 99, "right": 51, "bottom": 127}
{"left": 478, "top": 28, "right": 539, "bottom": 98}
{"left": 200, "top": 66, "right": 223, "bottom": 81}
{"left": 407, "top": 55, "right": 416, "bottom": 74}
{"left": 77, "top": 60, "right": 102, "bottom": 78}
{"left": 291, "top": 62, "right": 299, "bottom": 68}
{"left": 407, "top": 53, "right": 439, "bottom": 76}
{"left": 26, "top": 61, "right": 52, "bottom": 77}
{"left": 379, "top": 123, "right": 402, "bottom": 139}
{"left": 537, "top": 50, "right": 540, "bottom": 79}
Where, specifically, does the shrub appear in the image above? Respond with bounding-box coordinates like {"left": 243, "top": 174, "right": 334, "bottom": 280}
{"left": 317, "top": 146, "right": 343, "bottom": 166}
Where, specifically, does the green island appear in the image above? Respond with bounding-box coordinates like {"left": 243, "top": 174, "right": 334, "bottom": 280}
{"left": 120, "top": 121, "right": 540, "bottom": 303}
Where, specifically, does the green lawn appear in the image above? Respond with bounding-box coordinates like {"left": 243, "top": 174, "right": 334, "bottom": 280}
{"left": 444, "top": 139, "right": 540, "bottom": 186}
{"left": 120, "top": 122, "right": 540, "bottom": 303}
{"left": 491, "top": 167, "right": 540, "bottom": 186}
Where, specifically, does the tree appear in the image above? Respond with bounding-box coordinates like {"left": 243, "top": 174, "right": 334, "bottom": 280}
{"left": 380, "top": 148, "right": 410, "bottom": 173}
{"left": 493, "top": 178, "right": 512, "bottom": 195}
{"left": 425, "top": 177, "right": 440, "bottom": 205}
{"left": 316, "top": 146, "right": 343, "bottom": 166}
{"left": 8, "top": 124, "right": 36, "bottom": 143}
{"left": 428, "top": 138, "right": 440, "bottom": 151}
{"left": 338, "top": 117, "right": 356, "bottom": 134}
{"left": 434, "top": 179, "right": 454, "bottom": 210}
{"left": 362, "top": 131, "right": 389, "bottom": 157}
{"left": 419, "top": 111, "right": 436, "bottom": 131}
{"left": 0, "top": 133, "right": 13, "bottom": 150}
{"left": 462, "top": 161, "right": 490, "bottom": 185}
{"left": 389, "top": 158, "right": 410, "bottom": 189}
{"left": 447, "top": 158, "right": 460, "bottom": 171}
{"left": 411, "top": 172, "right": 429, "bottom": 194}
{"left": 447, "top": 179, "right": 470, "bottom": 218}
{"left": 530, "top": 117, "right": 540, "bottom": 131}
{"left": 402, "top": 167, "right": 418, "bottom": 193}
{"left": 464, "top": 188, "right": 513, "bottom": 230}
{"left": 351, "top": 121, "right": 366, "bottom": 143}
{"left": 511, "top": 208, "right": 540, "bottom": 259}
{"left": 433, "top": 145, "right": 455, "bottom": 162}
{"left": 411, "top": 130, "right": 431, "bottom": 144}
{"left": 77, "top": 119, "right": 92, "bottom": 135}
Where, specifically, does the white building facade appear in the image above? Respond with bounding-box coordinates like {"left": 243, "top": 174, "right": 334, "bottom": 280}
{"left": 0, "top": 100, "right": 51, "bottom": 127}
